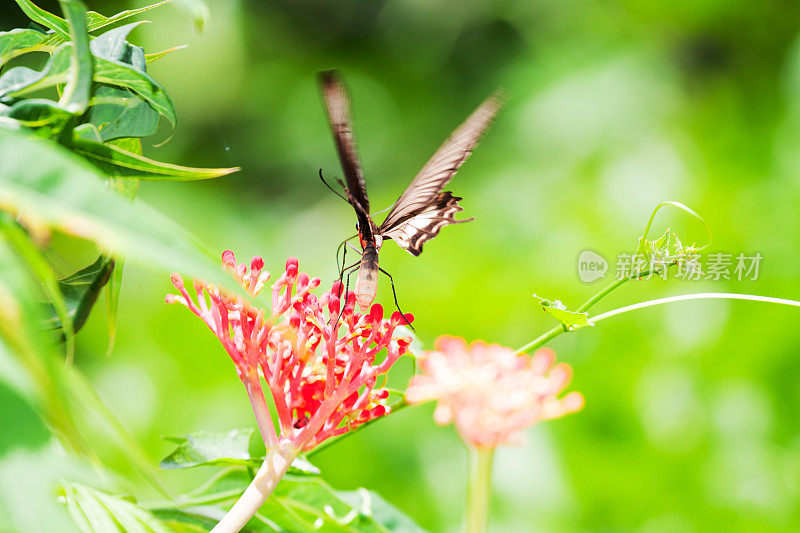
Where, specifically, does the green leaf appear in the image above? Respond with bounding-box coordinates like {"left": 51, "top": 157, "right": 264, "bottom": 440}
{"left": 92, "top": 56, "right": 175, "bottom": 134}
{"left": 0, "top": 233, "right": 91, "bottom": 456}
{"left": 61, "top": 483, "right": 173, "bottom": 533}
{"left": 2, "top": 99, "right": 74, "bottom": 138}
{"left": 0, "top": 65, "right": 53, "bottom": 98}
{"left": 0, "top": 358, "right": 51, "bottom": 454}
{"left": 85, "top": 23, "right": 160, "bottom": 142}
{"left": 0, "top": 29, "right": 48, "bottom": 67}
{"left": 65, "top": 366, "right": 172, "bottom": 496}
{"left": 145, "top": 45, "right": 187, "bottom": 65}
{"left": 90, "top": 22, "right": 147, "bottom": 69}
{"left": 39, "top": 1, "right": 172, "bottom": 49}
{"left": 160, "top": 429, "right": 255, "bottom": 470}
{"left": 288, "top": 456, "right": 321, "bottom": 476}
{"left": 0, "top": 129, "right": 249, "bottom": 297}
{"left": 0, "top": 443, "right": 100, "bottom": 530}
{"left": 105, "top": 256, "right": 123, "bottom": 355}
{"left": 0, "top": 211, "right": 170, "bottom": 495}
{"left": 73, "top": 122, "right": 103, "bottom": 141}
{"left": 12, "top": 0, "right": 70, "bottom": 40}
{"left": 104, "top": 138, "right": 141, "bottom": 356}
{"left": 149, "top": 508, "right": 220, "bottom": 533}
{"left": 85, "top": 22, "right": 173, "bottom": 138}
{"left": 629, "top": 201, "right": 711, "bottom": 280}
{"left": 338, "top": 489, "right": 427, "bottom": 533}
{"left": 636, "top": 200, "right": 711, "bottom": 256}
{"left": 534, "top": 295, "right": 593, "bottom": 331}
{"left": 85, "top": 1, "right": 173, "bottom": 33}
{"left": 70, "top": 136, "right": 240, "bottom": 180}
{"left": 165, "top": 468, "right": 426, "bottom": 532}
{"left": 44, "top": 255, "right": 115, "bottom": 335}
{"left": 1, "top": 45, "right": 176, "bottom": 136}
{"left": 263, "top": 475, "right": 427, "bottom": 532}
{"left": 87, "top": 87, "right": 160, "bottom": 141}
{"left": 159, "top": 428, "right": 321, "bottom": 475}
{"left": 58, "top": 0, "right": 92, "bottom": 114}
{"left": 0, "top": 44, "right": 71, "bottom": 99}
{"left": 0, "top": 213, "right": 76, "bottom": 363}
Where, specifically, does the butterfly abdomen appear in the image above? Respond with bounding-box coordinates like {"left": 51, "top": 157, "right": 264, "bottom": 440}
{"left": 355, "top": 246, "right": 379, "bottom": 312}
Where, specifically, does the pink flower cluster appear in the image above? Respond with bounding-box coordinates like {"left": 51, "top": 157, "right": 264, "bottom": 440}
{"left": 406, "top": 336, "right": 584, "bottom": 448}
{"left": 167, "top": 251, "right": 413, "bottom": 450}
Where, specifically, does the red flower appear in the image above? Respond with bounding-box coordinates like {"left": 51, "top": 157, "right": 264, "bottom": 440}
{"left": 167, "top": 251, "right": 413, "bottom": 450}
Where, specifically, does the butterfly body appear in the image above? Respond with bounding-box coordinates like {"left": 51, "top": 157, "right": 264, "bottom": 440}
{"left": 355, "top": 245, "right": 380, "bottom": 310}
{"left": 319, "top": 70, "right": 504, "bottom": 312}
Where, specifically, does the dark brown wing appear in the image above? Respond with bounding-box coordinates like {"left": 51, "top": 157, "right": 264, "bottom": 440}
{"left": 379, "top": 192, "right": 473, "bottom": 256}
{"left": 378, "top": 91, "right": 505, "bottom": 233}
{"left": 318, "top": 70, "right": 372, "bottom": 235}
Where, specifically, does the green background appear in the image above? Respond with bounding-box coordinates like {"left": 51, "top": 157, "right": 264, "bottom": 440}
{"left": 5, "top": 0, "right": 800, "bottom": 530}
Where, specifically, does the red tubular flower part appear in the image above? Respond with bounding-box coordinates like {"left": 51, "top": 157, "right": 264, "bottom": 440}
{"left": 167, "top": 251, "right": 413, "bottom": 451}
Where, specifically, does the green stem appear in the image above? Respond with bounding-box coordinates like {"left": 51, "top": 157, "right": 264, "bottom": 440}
{"left": 466, "top": 447, "right": 494, "bottom": 533}
{"left": 519, "top": 201, "right": 712, "bottom": 354}
{"left": 515, "top": 326, "right": 562, "bottom": 355}
{"left": 590, "top": 293, "right": 800, "bottom": 324}
{"left": 519, "top": 291, "right": 800, "bottom": 355}
{"left": 517, "top": 271, "right": 651, "bottom": 355}
{"left": 576, "top": 275, "right": 631, "bottom": 313}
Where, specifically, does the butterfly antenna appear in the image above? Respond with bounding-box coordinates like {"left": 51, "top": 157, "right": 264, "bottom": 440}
{"left": 319, "top": 168, "right": 349, "bottom": 203}
{"left": 332, "top": 175, "right": 370, "bottom": 219}
{"left": 378, "top": 268, "right": 415, "bottom": 332}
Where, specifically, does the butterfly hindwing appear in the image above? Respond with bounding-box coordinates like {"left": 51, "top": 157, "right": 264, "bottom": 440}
{"left": 379, "top": 191, "right": 473, "bottom": 256}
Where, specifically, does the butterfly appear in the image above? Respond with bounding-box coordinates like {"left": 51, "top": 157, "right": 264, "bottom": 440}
{"left": 318, "top": 70, "right": 505, "bottom": 312}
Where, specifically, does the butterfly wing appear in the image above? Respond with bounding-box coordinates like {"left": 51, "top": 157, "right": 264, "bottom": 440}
{"left": 378, "top": 91, "right": 505, "bottom": 254}
{"left": 318, "top": 70, "right": 372, "bottom": 235}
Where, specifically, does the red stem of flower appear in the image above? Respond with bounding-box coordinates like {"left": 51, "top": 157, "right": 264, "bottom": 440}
{"left": 243, "top": 375, "right": 278, "bottom": 449}
{"left": 265, "top": 364, "right": 292, "bottom": 436}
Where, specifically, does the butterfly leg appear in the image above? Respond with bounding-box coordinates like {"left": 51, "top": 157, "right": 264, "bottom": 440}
{"left": 335, "top": 234, "right": 359, "bottom": 279}
{"left": 332, "top": 263, "right": 360, "bottom": 329}
{"left": 337, "top": 260, "right": 361, "bottom": 297}
{"left": 378, "top": 268, "right": 415, "bottom": 332}
{"left": 343, "top": 240, "right": 363, "bottom": 274}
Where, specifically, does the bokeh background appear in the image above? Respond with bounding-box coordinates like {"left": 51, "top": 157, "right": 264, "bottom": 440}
{"left": 5, "top": 0, "right": 800, "bottom": 531}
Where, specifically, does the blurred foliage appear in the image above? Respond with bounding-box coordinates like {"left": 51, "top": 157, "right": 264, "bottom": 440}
{"left": 3, "top": 0, "right": 800, "bottom": 531}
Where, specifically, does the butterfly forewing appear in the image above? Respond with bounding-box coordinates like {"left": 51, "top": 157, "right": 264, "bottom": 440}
{"left": 377, "top": 91, "right": 505, "bottom": 254}
{"left": 318, "top": 70, "right": 371, "bottom": 230}
{"left": 379, "top": 92, "right": 505, "bottom": 231}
